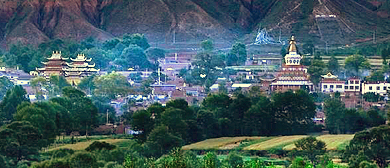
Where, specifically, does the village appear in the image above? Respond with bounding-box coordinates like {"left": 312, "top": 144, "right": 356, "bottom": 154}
{"left": 0, "top": 36, "right": 388, "bottom": 130}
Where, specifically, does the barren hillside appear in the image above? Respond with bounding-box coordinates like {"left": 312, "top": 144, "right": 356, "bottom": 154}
{"left": 0, "top": 0, "right": 389, "bottom": 48}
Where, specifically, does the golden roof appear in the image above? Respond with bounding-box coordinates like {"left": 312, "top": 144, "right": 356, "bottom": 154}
{"left": 288, "top": 36, "right": 297, "bottom": 53}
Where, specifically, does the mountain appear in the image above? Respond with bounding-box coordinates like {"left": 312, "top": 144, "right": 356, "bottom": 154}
{"left": 0, "top": 0, "right": 390, "bottom": 48}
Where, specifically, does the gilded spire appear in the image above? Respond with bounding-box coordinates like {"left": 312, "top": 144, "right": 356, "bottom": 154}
{"left": 288, "top": 36, "right": 297, "bottom": 53}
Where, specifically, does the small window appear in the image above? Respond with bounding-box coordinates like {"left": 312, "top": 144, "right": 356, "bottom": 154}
{"left": 345, "top": 86, "right": 348, "bottom": 89}
{"left": 350, "top": 86, "right": 354, "bottom": 89}
{"left": 324, "top": 85, "right": 328, "bottom": 88}
{"left": 330, "top": 85, "right": 334, "bottom": 88}
{"left": 355, "top": 81, "right": 359, "bottom": 84}
{"left": 369, "top": 86, "right": 372, "bottom": 90}
{"left": 377, "top": 86, "right": 380, "bottom": 90}
{"left": 336, "top": 85, "right": 342, "bottom": 88}
{"left": 384, "top": 86, "right": 387, "bottom": 90}
{"left": 355, "top": 86, "right": 359, "bottom": 90}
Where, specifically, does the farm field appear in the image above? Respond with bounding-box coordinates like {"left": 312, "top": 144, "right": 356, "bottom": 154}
{"left": 243, "top": 135, "right": 308, "bottom": 150}
{"left": 182, "top": 137, "right": 264, "bottom": 150}
{"left": 184, "top": 134, "right": 355, "bottom": 151}
{"left": 47, "top": 139, "right": 131, "bottom": 151}
{"left": 283, "top": 134, "right": 354, "bottom": 150}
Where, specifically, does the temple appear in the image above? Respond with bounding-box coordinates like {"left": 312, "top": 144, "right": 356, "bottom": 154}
{"left": 36, "top": 51, "right": 68, "bottom": 76}
{"left": 270, "top": 36, "right": 314, "bottom": 92}
{"left": 64, "top": 54, "right": 100, "bottom": 85}
{"left": 36, "top": 51, "right": 99, "bottom": 85}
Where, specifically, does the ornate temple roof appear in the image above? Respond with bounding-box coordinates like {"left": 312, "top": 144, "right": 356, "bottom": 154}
{"left": 287, "top": 36, "right": 297, "bottom": 53}
{"left": 70, "top": 54, "right": 92, "bottom": 62}
{"left": 321, "top": 72, "right": 338, "bottom": 79}
{"left": 284, "top": 36, "right": 303, "bottom": 66}
{"left": 46, "top": 51, "right": 69, "bottom": 61}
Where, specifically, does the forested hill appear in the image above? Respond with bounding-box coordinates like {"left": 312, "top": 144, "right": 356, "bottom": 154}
{"left": 1, "top": 0, "right": 390, "bottom": 48}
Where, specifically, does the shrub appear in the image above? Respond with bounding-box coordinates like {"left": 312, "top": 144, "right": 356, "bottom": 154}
{"left": 85, "top": 141, "right": 116, "bottom": 151}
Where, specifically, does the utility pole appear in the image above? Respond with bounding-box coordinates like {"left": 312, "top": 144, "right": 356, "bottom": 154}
{"left": 106, "top": 109, "right": 109, "bottom": 124}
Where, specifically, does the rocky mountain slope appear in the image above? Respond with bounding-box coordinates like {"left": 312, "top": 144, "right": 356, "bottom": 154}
{"left": 0, "top": 0, "right": 389, "bottom": 48}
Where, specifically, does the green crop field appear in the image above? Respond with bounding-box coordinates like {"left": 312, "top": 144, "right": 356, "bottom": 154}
{"left": 183, "top": 134, "right": 355, "bottom": 151}
{"left": 182, "top": 137, "right": 263, "bottom": 150}
{"left": 243, "top": 135, "right": 308, "bottom": 150}
{"left": 47, "top": 139, "right": 131, "bottom": 151}
{"left": 283, "top": 134, "right": 354, "bottom": 150}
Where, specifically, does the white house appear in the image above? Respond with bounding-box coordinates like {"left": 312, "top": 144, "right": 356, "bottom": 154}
{"left": 361, "top": 81, "right": 390, "bottom": 96}
{"left": 320, "top": 73, "right": 345, "bottom": 93}
{"left": 344, "top": 77, "right": 361, "bottom": 93}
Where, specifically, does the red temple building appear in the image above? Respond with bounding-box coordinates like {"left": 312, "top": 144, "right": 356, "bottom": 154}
{"left": 270, "top": 36, "right": 314, "bottom": 92}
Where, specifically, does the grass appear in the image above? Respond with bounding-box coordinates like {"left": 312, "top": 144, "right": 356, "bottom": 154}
{"left": 243, "top": 135, "right": 308, "bottom": 150}
{"left": 283, "top": 134, "right": 354, "bottom": 150}
{"left": 182, "top": 137, "right": 263, "bottom": 150}
{"left": 47, "top": 139, "right": 132, "bottom": 151}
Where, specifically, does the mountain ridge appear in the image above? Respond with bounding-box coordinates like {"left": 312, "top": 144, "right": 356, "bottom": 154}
{"left": 0, "top": 0, "right": 390, "bottom": 48}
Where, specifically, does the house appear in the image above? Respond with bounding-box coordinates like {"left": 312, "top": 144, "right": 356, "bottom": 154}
{"left": 231, "top": 83, "right": 252, "bottom": 91}
{"left": 320, "top": 73, "right": 345, "bottom": 93}
{"left": 344, "top": 77, "right": 361, "bottom": 94}
{"left": 361, "top": 81, "right": 390, "bottom": 96}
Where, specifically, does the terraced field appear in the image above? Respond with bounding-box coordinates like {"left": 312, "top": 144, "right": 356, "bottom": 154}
{"left": 182, "top": 137, "right": 263, "bottom": 150}
{"left": 283, "top": 134, "right": 354, "bottom": 150}
{"left": 47, "top": 139, "right": 131, "bottom": 151}
{"left": 243, "top": 135, "right": 308, "bottom": 150}
{"left": 182, "top": 134, "right": 355, "bottom": 151}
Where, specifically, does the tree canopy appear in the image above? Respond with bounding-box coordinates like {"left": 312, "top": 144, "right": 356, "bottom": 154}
{"left": 344, "top": 54, "right": 371, "bottom": 77}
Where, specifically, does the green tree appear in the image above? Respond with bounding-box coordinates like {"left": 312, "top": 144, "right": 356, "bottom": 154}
{"left": 103, "top": 38, "right": 120, "bottom": 50}
{"left": 290, "top": 157, "right": 312, "bottom": 168}
{"left": 81, "top": 48, "right": 112, "bottom": 69}
{"left": 0, "top": 121, "right": 43, "bottom": 163}
{"left": 69, "top": 152, "right": 99, "bottom": 168}
{"left": 122, "top": 33, "right": 150, "bottom": 50}
{"left": 119, "top": 45, "right": 151, "bottom": 69}
{"left": 145, "top": 47, "right": 165, "bottom": 67}
{"left": 327, "top": 55, "right": 340, "bottom": 74}
{"left": 244, "top": 96, "right": 274, "bottom": 135}
{"left": 0, "top": 77, "right": 13, "bottom": 101}
{"left": 381, "top": 48, "right": 389, "bottom": 65}
{"left": 201, "top": 40, "right": 214, "bottom": 52}
{"left": 225, "top": 152, "right": 243, "bottom": 168}
{"left": 294, "top": 136, "right": 326, "bottom": 164}
{"left": 271, "top": 90, "right": 316, "bottom": 134}
{"left": 0, "top": 85, "right": 29, "bottom": 123}
{"left": 324, "top": 98, "right": 346, "bottom": 134}
{"left": 229, "top": 93, "right": 252, "bottom": 135}
{"left": 131, "top": 110, "right": 154, "bottom": 142}
{"left": 51, "top": 87, "right": 98, "bottom": 134}
{"left": 366, "top": 70, "right": 385, "bottom": 82}
{"left": 344, "top": 55, "right": 371, "bottom": 77}
{"left": 48, "top": 75, "right": 70, "bottom": 97}
{"left": 202, "top": 152, "right": 219, "bottom": 168}
{"left": 14, "top": 102, "right": 58, "bottom": 146}
{"left": 344, "top": 125, "right": 390, "bottom": 168}
{"left": 78, "top": 75, "right": 96, "bottom": 95}
{"left": 145, "top": 125, "right": 183, "bottom": 157}
{"left": 30, "top": 76, "right": 47, "bottom": 100}
{"left": 230, "top": 42, "right": 247, "bottom": 65}
{"left": 93, "top": 73, "right": 132, "bottom": 99}
{"left": 308, "top": 59, "right": 326, "bottom": 87}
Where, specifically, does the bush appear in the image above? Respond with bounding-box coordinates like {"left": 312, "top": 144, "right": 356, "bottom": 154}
{"left": 69, "top": 152, "right": 99, "bottom": 168}
{"left": 85, "top": 141, "right": 116, "bottom": 151}
{"left": 225, "top": 152, "right": 243, "bottom": 168}
{"left": 51, "top": 149, "right": 74, "bottom": 158}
